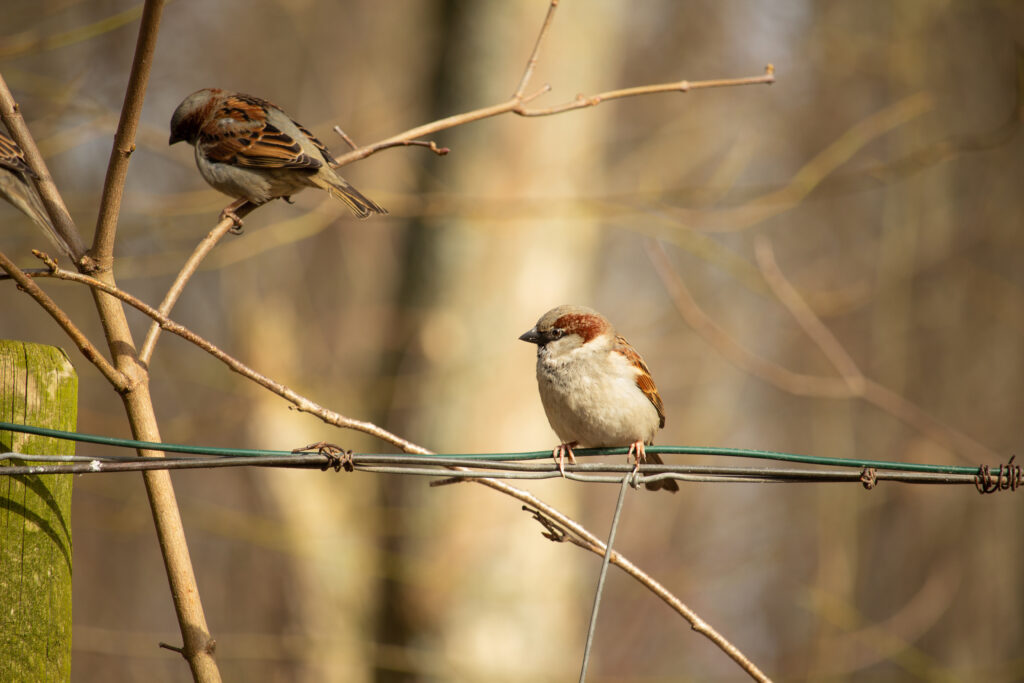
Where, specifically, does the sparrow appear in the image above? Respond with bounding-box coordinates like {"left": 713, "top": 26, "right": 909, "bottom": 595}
{"left": 519, "top": 305, "right": 679, "bottom": 492}
{"left": 169, "top": 88, "right": 387, "bottom": 224}
{"left": 0, "top": 131, "right": 73, "bottom": 260}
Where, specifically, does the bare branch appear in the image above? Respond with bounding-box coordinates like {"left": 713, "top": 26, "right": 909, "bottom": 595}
{"left": 139, "top": 207, "right": 255, "bottom": 366}
{"left": 513, "top": 0, "right": 560, "bottom": 98}
{"left": 90, "top": 0, "right": 167, "bottom": 263}
{"left": 328, "top": 0, "right": 771, "bottom": 172}
{"left": 754, "top": 236, "right": 865, "bottom": 393}
{"left": 645, "top": 239, "right": 850, "bottom": 397}
{"left": 334, "top": 124, "right": 449, "bottom": 159}
{"left": 331, "top": 125, "right": 360, "bottom": 150}
{"left": 331, "top": 69, "right": 772, "bottom": 169}
{"left": 516, "top": 66, "right": 776, "bottom": 117}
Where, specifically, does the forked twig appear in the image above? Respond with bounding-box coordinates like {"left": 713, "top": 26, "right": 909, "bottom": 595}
{"left": 329, "top": 2, "right": 772, "bottom": 169}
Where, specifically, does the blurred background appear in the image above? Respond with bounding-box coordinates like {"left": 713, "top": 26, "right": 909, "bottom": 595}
{"left": 2, "top": 1, "right": 1023, "bottom": 681}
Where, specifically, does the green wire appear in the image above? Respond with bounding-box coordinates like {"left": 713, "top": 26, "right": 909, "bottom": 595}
{"left": 0, "top": 421, "right": 292, "bottom": 458}
{"left": 0, "top": 420, "right": 984, "bottom": 475}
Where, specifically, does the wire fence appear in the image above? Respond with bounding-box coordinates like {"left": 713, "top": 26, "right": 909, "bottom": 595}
{"left": 1, "top": 420, "right": 1019, "bottom": 493}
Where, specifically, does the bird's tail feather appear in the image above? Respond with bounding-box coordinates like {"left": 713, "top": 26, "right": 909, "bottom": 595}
{"left": 315, "top": 174, "right": 387, "bottom": 219}
{"left": 0, "top": 174, "right": 76, "bottom": 261}
{"left": 644, "top": 452, "right": 680, "bottom": 493}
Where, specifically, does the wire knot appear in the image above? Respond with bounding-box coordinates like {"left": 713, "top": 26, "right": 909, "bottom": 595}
{"left": 292, "top": 441, "right": 353, "bottom": 472}
{"left": 975, "top": 455, "right": 1021, "bottom": 494}
{"left": 860, "top": 467, "right": 878, "bottom": 490}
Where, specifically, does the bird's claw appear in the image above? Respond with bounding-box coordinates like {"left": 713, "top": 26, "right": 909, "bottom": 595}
{"left": 552, "top": 442, "right": 578, "bottom": 478}
{"left": 221, "top": 207, "right": 245, "bottom": 234}
{"left": 627, "top": 441, "right": 647, "bottom": 476}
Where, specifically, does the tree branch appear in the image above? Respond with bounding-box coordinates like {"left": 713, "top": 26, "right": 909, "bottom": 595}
{"left": 512, "top": 0, "right": 560, "bottom": 98}
{"left": 89, "top": 0, "right": 166, "bottom": 264}
{"left": 139, "top": 207, "right": 254, "bottom": 366}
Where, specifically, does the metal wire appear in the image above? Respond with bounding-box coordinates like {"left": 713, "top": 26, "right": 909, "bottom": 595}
{"left": 0, "top": 419, "right": 1006, "bottom": 488}
{"left": 580, "top": 474, "right": 632, "bottom": 682}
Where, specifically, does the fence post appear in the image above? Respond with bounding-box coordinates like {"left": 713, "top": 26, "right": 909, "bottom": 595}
{"left": 0, "top": 340, "right": 77, "bottom": 682}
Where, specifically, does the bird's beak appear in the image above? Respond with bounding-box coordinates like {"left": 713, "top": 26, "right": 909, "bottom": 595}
{"left": 518, "top": 326, "right": 541, "bottom": 344}
{"left": 168, "top": 133, "right": 182, "bottom": 145}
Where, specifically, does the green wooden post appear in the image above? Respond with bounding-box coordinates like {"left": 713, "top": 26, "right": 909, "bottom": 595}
{"left": 0, "top": 340, "right": 77, "bottom": 683}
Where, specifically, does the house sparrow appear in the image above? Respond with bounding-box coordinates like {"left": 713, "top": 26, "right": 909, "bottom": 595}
{"left": 169, "top": 88, "right": 387, "bottom": 224}
{"left": 519, "top": 305, "right": 679, "bottom": 492}
{"left": 0, "top": 131, "right": 73, "bottom": 260}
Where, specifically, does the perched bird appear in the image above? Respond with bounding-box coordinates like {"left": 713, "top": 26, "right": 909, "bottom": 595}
{"left": 0, "top": 131, "right": 72, "bottom": 260}
{"left": 519, "top": 305, "right": 679, "bottom": 492}
{"left": 168, "top": 88, "right": 387, "bottom": 223}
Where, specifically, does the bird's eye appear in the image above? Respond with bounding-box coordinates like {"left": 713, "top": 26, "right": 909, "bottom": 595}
{"left": 550, "top": 328, "right": 565, "bottom": 340}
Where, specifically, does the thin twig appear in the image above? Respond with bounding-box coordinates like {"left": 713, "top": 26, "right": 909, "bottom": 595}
{"left": 332, "top": 125, "right": 360, "bottom": 150}
{"left": 513, "top": 0, "right": 560, "bottom": 98}
{"left": 331, "top": 29, "right": 770, "bottom": 170}
{"left": 516, "top": 67, "right": 776, "bottom": 117}
{"left": 139, "top": 207, "right": 254, "bottom": 366}
{"left": 331, "top": 70, "right": 772, "bottom": 169}
{"left": 754, "top": 237, "right": 865, "bottom": 393}
{"left": 752, "top": 236, "right": 997, "bottom": 463}
{"left": 645, "top": 240, "right": 850, "bottom": 397}
{"left": 0, "top": 250, "right": 125, "bottom": 388}
{"left": 89, "top": 0, "right": 166, "bottom": 264}
{"left": 333, "top": 124, "right": 449, "bottom": 158}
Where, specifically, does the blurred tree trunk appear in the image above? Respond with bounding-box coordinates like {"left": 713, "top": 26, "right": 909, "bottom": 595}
{"left": 0, "top": 340, "right": 76, "bottom": 683}
{"left": 370, "top": 2, "right": 630, "bottom": 680}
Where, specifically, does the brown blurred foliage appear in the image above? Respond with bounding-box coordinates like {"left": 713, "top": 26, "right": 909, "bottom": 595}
{"left": 2, "top": 1, "right": 1023, "bottom": 681}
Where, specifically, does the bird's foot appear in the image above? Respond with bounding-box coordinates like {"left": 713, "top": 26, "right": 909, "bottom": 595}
{"left": 627, "top": 440, "right": 648, "bottom": 476}
{"left": 220, "top": 199, "right": 249, "bottom": 234}
{"left": 552, "top": 442, "right": 578, "bottom": 478}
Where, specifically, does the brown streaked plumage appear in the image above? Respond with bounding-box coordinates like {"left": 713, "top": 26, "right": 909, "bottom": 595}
{"left": 169, "top": 88, "right": 387, "bottom": 219}
{"left": 614, "top": 335, "right": 666, "bottom": 429}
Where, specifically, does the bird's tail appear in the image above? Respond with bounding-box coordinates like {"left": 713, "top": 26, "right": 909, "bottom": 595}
{"left": 644, "top": 452, "right": 680, "bottom": 493}
{"left": 315, "top": 173, "right": 387, "bottom": 219}
{"left": 0, "top": 173, "right": 76, "bottom": 262}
